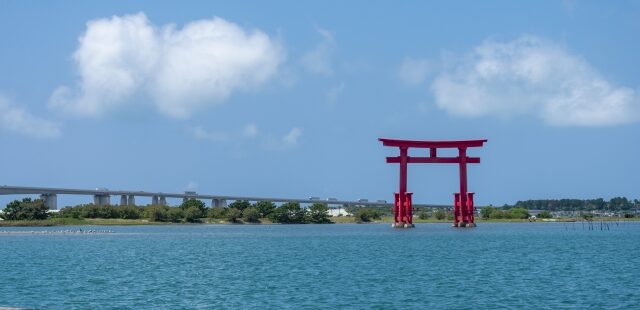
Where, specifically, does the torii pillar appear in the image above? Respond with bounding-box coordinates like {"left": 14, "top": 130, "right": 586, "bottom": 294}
{"left": 379, "top": 138, "right": 487, "bottom": 228}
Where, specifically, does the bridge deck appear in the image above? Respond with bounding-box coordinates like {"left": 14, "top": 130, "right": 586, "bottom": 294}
{"left": 0, "top": 185, "right": 450, "bottom": 208}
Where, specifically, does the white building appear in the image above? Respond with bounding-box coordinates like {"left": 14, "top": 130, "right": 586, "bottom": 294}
{"left": 328, "top": 208, "right": 351, "bottom": 217}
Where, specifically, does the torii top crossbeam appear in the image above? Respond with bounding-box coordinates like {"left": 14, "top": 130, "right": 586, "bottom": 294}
{"left": 379, "top": 138, "right": 487, "bottom": 228}
{"left": 379, "top": 138, "right": 487, "bottom": 149}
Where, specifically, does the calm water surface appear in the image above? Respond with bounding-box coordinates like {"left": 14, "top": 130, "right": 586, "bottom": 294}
{"left": 1, "top": 222, "right": 639, "bottom": 309}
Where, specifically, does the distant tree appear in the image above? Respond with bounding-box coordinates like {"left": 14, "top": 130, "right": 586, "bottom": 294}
{"left": 228, "top": 200, "right": 251, "bottom": 212}
{"left": 180, "top": 199, "right": 207, "bottom": 214}
{"left": 1, "top": 199, "right": 24, "bottom": 220}
{"left": 418, "top": 211, "right": 430, "bottom": 220}
{"left": 225, "top": 208, "right": 242, "bottom": 223}
{"left": 505, "top": 197, "right": 640, "bottom": 212}
{"left": 344, "top": 205, "right": 358, "bottom": 216}
{"left": 491, "top": 210, "right": 504, "bottom": 219}
{"left": 145, "top": 205, "right": 168, "bottom": 222}
{"left": 254, "top": 201, "right": 276, "bottom": 218}
{"left": 116, "top": 205, "right": 140, "bottom": 219}
{"left": 80, "top": 204, "right": 101, "bottom": 218}
{"left": 269, "top": 202, "right": 306, "bottom": 224}
{"left": 538, "top": 211, "right": 553, "bottom": 219}
{"left": 242, "top": 207, "right": 261, "bottom": 223}
{"left": 184, "top": 206, "right": 203, "bottom": 223}
{"left": 507, "top": 207, "right": 529, "bottom": 219}
{"left": 480, "top": 206, "right": 497, "bottom": 219}
{"left": 207, "top": 207, "right": 227, "bottom": 219}
{"left": 307, "top": 203, "right": 332, "bottom": 224}
{"left": 58, "top": 206, "right": 82, "bottom": 219}
{"left": 1, "top": 198, "right": 49, "bottom": 221}
{"left": 167, "top": 208, "right": 184, "bottom": 223}
{"left": 433, "top": 209, "right": 446, "bottom": 220}
{"left": 609, "top": 197, "right": 632, "bottom": 211}
{"left": 354, "top": 208, "right": 382, "bottom": 223}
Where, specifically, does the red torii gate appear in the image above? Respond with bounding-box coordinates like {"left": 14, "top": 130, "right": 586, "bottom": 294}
{"left": 379, "top": 138, "right": 487, "bottom": 228}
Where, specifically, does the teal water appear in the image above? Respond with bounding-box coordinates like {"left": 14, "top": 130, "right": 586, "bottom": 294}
{"left": 1, "top": 222, "right": 639, "bottom": 309}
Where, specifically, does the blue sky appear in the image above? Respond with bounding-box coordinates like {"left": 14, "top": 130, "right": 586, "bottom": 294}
{"left": 1, "top": 1, "right": 639, "bottom": 208}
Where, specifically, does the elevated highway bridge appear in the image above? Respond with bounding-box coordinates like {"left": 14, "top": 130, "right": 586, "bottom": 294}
{"left": 0, "top": 185, "right": 450, "bottom": 210}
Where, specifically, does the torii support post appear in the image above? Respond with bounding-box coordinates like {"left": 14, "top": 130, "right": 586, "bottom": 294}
{"left": 379, "top": 138, "right": 487, "bottom": 228}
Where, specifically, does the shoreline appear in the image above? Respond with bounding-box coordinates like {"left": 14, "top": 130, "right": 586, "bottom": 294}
{"left": 0, "top": 217, "right": 636, "bottom": 227}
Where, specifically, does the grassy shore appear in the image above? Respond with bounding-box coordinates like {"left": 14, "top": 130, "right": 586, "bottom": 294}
{"left": 0, "top": 216, "right": 636, "bottom": 226}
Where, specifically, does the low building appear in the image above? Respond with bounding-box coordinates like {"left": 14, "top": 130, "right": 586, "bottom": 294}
{"left": 328, "top": 208, "right": 351, "bottom": 217}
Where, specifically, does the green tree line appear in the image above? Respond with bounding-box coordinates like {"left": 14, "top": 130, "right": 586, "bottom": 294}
{"left": 505, "top": 197, "right": 639, "bottom": 212}
{"left": 1, "top": 198, "right": 334, "bottom": 224}
{"left": 0, "top": 198, "right": 49, "bottom": 221}
{"left": 480, "top": 207, "right": 530, "bottom": 219}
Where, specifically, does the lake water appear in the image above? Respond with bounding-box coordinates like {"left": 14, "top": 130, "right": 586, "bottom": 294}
{"left": 1, "top": 222, "right": 639, "bottom": 309}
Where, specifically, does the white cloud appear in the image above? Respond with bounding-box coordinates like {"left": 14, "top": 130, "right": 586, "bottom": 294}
{"left": 188, "top": 126, "right": 230, "bottom": 142}
{"left": 243, "top": 123, "right": 258, "bottom": 138}
{"left": 153, "top": 18, "right": 283, "bottom": 118}
{"left": 50, "top": 14, "right": 158, "bottom": 117}
{"left": 327, "top": 82, "right": 345, "bottom": 102}
{"left": 282, "top": 127, "right": 302, "bottom": 145}
{"left": 431, "top": 35, "right": 639, "bottom": 126}
{"left": 0, "top": 96, "right": 61, "bottom": 138}
{"left": 50, "top": 13, "right": 284, "bottom": 119}
{"left": 301, "top": 27, "right": 335, "bottom": 76}
{"left": 189, "top": 123, "right": 301, "bottom": 151}
{"left": 261, "top": 127, "right": 303, "bottom": 151}
{"left": 187, "top": 122, "right": 257, "bottom": 142}
{"left": 398, "top": 57, "right": 431, "bottom": 85}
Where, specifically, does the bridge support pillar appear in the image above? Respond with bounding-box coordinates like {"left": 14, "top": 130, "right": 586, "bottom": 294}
{"left": 152, "top": 196, "right": 159, "bottom": 205}
{"left": 120, "top": 195, "right": 127, "bottom": 206}
{"left": 94, "top": 195, "right": 110, "bottom": 206}
{"left": 128, "top": 195, "right": 135, "bottom": 206}
{"left": 213, "top": 199, "right": 227, "bottom": 208}
{"left": 159, "top": 196, "right": 167, "bottom": 206}
{"left": 40, "top": 193, "right": 57, "bottom": 210}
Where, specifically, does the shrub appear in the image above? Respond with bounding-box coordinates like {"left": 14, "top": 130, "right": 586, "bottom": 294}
{"left": 59, "top": 206, "right": 82, "bottom": 219}
{"left": 116, "top": 205, "right": 141, "bottom": 219}
{"left": 490, "top": 210, "right": 504, "bottom": 219}
{"left": 228, "top": 200, "right": 251, "bottom": 212}
{"left": 307, "top": 203, "right": 331, "bottom": 224}
{"left": 180, "top": 199, "right": 207, "bottom": 214}
{"left": 538, "top": 211, "right": 553, "bottom": 219}
{"left": 1, "top": 198, "right": 49, "bottom": 221}
{"left": 418, "top": 211, "right": 430, "bottom": 220}
{"left": 207, "top": 207, "right": 227, "bottom": 219}
{"left": 183, "top": 206, "right": 203, "bottom": 223}
{"left": 167, "top": 208, "right": 184, "bottom": 223}
{"left": 146, "top": 205, "right": 168, "bottom": 222}
{"left": 242, "top": 207, "right": 261, "bottom": 223}
{"left": 480, "top": 206, "right": 497, "bottom": 219}
{"left": 269, "top": 203, "right": 306, "bottom": 224}
{"left": 225, "top": 208, "right": 242, "bottom": 223}
{"left": 254, "top": 201, "right": 276, "bottom": 218}
{"left": 354, "top": 208, "right": 382, "bottom": 223}
{"left": 507, "top": 207, "right": 529, "bottom": 219}
{"left": 433, "top": 209, "right": 446, "bottom": 220}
